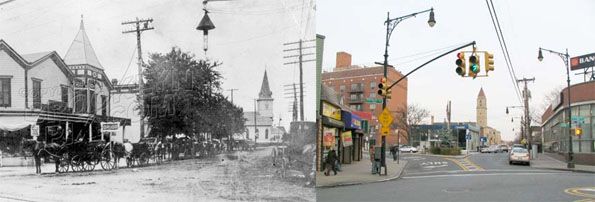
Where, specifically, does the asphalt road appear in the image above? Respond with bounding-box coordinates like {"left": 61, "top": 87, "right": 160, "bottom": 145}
{"left": 317, "top": 152, "right": 595, "bottom": 202}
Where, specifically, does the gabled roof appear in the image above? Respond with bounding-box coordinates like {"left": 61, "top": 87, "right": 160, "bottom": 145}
{"left": 63, "top": 19, "right": 104, "bottom": 69}
{"left": 0, "top": 40, "right": 74, "bottom": 79}
{"left": 258, "top": 70, "right": 272, "bottom": 99}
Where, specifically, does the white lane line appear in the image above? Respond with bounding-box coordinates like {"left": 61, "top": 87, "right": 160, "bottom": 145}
{"left": 402, "top": 172, "right": 570, "bottom": 179}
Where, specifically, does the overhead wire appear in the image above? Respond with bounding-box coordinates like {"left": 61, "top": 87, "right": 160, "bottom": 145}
{"left": 485, "top": 0, "right": 522, "bottom": 104}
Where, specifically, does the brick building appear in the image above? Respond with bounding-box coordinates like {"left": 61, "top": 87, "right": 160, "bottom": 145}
{"left": 321, "top": 52, "right": 408, "bottom": 146}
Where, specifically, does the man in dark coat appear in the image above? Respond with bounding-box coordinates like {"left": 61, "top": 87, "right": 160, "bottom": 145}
{"left": 324, "top": 149, "right": 338, "bottom": 176}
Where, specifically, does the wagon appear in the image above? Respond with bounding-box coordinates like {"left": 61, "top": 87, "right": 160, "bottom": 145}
{"left": 56, "top": 140, "right": 115, "bottom": 173}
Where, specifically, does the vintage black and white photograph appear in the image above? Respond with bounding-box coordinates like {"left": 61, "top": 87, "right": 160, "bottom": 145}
{"left": 0, "top": 0, "right": 316, "bottom": 201}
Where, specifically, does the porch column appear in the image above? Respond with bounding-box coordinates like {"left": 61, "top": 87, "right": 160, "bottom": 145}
{"left": 89, "top": 123, "right": 92, "bottom": 142}
{"left": 65, "top": 121, "right": 69, "bottom": 141}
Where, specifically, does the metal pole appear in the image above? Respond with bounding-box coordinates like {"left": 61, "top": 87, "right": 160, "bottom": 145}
{"left": 381, "top": 12, "right": 390, "bottom": 176}
{"left": 565, "top": 49, "right": 574, "bottom": 168}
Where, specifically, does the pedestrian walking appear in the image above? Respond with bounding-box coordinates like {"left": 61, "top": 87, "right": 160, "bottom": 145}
{"left": 324, "top": 149, "right": 337, "bottom": 176}
{"left": 391, "top": 146, "right": 397, "bottom": 161}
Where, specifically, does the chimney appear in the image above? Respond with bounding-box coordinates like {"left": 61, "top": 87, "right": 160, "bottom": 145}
{"left": 336, "top": 52, "right": 352, "bottom": 68}
{"left": 111, "top": 79, "right": 118, "bottom": 85}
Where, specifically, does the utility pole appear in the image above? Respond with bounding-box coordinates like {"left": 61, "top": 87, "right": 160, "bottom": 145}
{"left": 283, "top": 39, "right": 315, "bottom": 121}
{"left": 227, "top": 89, "right": 238, "bottom": 104}
{"left": 517, "top": 77, "right": 535, "bottom": 157}
{"left": 122, "top": 17, "right": 154, "bottom": 139}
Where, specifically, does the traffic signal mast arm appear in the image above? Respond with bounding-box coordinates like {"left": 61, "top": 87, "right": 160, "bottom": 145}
{"left": 388, "top": 41, "right": 476, "bottom": 90}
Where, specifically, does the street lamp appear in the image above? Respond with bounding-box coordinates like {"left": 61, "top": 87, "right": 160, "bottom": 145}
{"left": 537, "top": 47, "right": 574, "bottom": 169}
{"left": 380, "top": 7, "right": 435, "bottom": 176}
{"left": 196, "top": 9, "right": 215, "bottom": 53}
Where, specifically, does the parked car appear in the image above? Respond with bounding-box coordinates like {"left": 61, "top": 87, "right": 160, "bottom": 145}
{"left": 480, "top": 145, "right": 497, "bottom": 153}
{"left": 497, "top": 145, "right": 509, "bottom": 153}
{"left": 509, "top": 147, "right": 530, "bottom": 165}
{"left": 512, "top": 144, "right": 525, "bottom": 149}
{"left": 399, "top": 146, "right": 418, "bottom": 153}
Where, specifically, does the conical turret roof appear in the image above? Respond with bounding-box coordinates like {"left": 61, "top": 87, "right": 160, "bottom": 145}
{"left": 259, "top": 70, "right": 272, "bottom": 99}
{"left": 478, "top": 87, "right": 485, "bottom": 97}
{"left": 63, "top": 18, "right": 104, "bottom": 69}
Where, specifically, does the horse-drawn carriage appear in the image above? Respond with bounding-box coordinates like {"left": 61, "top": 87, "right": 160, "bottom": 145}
{"left": 56, "top": 140, "right": 116, "bottom": 172}
{"left": 124, "top": 137, "right": 164, "bottom": 167}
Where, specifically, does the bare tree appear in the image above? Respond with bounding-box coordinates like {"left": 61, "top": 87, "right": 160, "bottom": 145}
{"left": 393, "top": 104, "right": 430, "bottom": 145}
{"left": 531, "top": 85, "right": 564, "bottom": 125}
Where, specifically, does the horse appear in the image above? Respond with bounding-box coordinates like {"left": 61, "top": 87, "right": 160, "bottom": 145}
{"left": 22, "top": 140, "right": 63, "bottom": 174}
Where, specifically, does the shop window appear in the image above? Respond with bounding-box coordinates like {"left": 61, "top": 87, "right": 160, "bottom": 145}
{"left": 75, "top": 89, "right": 87, "bottom": 113}
{"left": 32, "top": 80, "right": 41, "bottom": 109}
{"left": 370, "top": 81, "right": 376, "bottom": 90}
{"left": 89, "top": 91, "right": 96, "bottom": 114}
{"left": 101, "top": 95, "right": 107, "bottom": 116}
{"left": 61, "top": 86, "right": 68, "bottom": 104}
{"left": 339, "top": 85, "right": 345, "bottom": 93}
{"left": 0, "top": 78, "right": 10, "bottom": 107}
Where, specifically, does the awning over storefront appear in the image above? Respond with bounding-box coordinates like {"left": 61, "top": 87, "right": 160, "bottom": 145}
{"left": 322, "top": 116, "right": 344, "bottom": 128}
{"left": 0, "top": 116, "right": 38, "bottom": 131}
{"left": 341, "top": 110, "right": 362, "bottom": 131}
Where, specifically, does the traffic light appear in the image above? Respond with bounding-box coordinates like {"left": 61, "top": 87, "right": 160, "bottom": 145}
{"left": 455, "top": 52, "right": 466, "bottom": 77}
{"left": 377, "top": 77, "right": 392, "bottom": 99}
{"left": 485, "top": 52, "right": 494, "bottom": 74}
{"left": 575, "top": 127, "right": 583, "bottom": 136}
{"left": 468, "top": 53, "right": 480, "bottom": 78}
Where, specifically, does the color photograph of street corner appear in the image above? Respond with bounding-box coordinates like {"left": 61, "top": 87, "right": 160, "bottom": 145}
{"left": 316, "top": 0, "right": 595, "bottom": 202}
{"left": 0, "top": 0, "right": 315, "bottom": 201}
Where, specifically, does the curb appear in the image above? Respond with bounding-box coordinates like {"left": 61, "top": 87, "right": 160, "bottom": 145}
{"left": 531, "top": 166, "right": 595, "bottom": 174}
{"left": 316, "top": 161, "right": 408, "bottom": 188}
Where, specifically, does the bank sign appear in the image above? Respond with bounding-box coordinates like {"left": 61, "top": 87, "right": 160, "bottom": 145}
{"left": 570, "top": 52, "right": 595, "bottom": 71}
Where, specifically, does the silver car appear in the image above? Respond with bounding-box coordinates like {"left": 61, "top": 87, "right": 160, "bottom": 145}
{"left": 509, "top": 147, "right": 530, "bottom": 165}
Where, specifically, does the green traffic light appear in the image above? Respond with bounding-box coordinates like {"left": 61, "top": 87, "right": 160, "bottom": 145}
{"left": 471, "top": 64, "right": 479, "bottom": 73}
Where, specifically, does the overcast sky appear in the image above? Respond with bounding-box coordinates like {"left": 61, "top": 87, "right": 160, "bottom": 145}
{"left": 0, "top": 0, "right": 315, "bottom": 129}
{"left": 317, "top": 0, "right": 595, "bottom": 141}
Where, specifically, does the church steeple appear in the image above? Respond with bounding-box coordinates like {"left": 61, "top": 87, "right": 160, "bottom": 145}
{"left": 259, "top": 70, "right": 272, "bottom": 99}
{"left": 63, "top": 16, "right": 104, "bottom": 69}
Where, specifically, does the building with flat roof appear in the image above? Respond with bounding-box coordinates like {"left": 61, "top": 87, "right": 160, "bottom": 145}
{"left": 322, "top": 52, "right": 408, "bottom": 146}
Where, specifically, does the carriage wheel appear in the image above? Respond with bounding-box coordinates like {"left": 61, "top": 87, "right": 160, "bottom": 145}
{"left": 71, "top": 155, "right": 83, "bottom": 172}
{"left": 101, "top": 150, "right": 114, "bottom": 171}
{"left": 83, "top": 159, "right": 97, "bottom": 172}
{"left": 58, "top": 153, "right": 70, "bottom": 173}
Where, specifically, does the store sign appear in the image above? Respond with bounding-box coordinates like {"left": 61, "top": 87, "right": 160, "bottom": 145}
{"left": 351, "top": 118, "right": 361, "bottom": 129}
{"left": 341, "top": 131, "right": 353, "bottom": 147}
{"left": 322, "top": 101, "right": 341, "bottom": 120}
{"left": 100, "top": 122, "right": 119, "bottom": 132}
{"left": 323, "top": 127, "right": 336, "bottom": 147}
{"left": 30, "top": 125, "right": 39, "bottom": 137}
{"left": 570, "top": 52, "right": 595, "bottom": 71}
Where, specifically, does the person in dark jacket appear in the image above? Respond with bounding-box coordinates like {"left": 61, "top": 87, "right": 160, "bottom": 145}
{"left": 324, "top": 149, "right": 338, "bottom": 176}
{"left": 33, "top": 141, "right": 43, "bottom": 174}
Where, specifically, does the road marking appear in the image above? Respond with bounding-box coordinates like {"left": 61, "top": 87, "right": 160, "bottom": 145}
{"left": 445, "top": 157, "right": 484, "bottom": 171}
{"left": 565, "top": 187, "right": 595, "bottom": 199}
{"left": 402, "top": 172, "right": 556, "bottom": 179}
{"left": 404, "top": 169, "right": 567, "bottom": 176}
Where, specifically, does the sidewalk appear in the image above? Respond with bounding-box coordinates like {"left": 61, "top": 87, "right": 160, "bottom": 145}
{"left": 316, "top": 153, "right": 407, "bottom": 188}
{"left": 531, "top": 153, "right": 595, "bottom": 173}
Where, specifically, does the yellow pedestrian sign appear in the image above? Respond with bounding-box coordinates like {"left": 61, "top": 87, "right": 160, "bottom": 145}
{"left": 378, "top": 108, "right": 393, "bottom": 126}
{"left": 379, "top": 108, "right": 393, "bottom": 136}
{"left": 381, "top": 126, "right": 390, "bottom": 136}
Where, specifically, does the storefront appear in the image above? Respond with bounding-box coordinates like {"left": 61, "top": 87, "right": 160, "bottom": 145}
{"left": 319, "top": 100, "right": 344, "bottom": 171}
{"left": 341, "top": 110, "right": 364, "bottom": 163}
{"left": 541, "top": 80, "right": 595, "bottom": 165}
